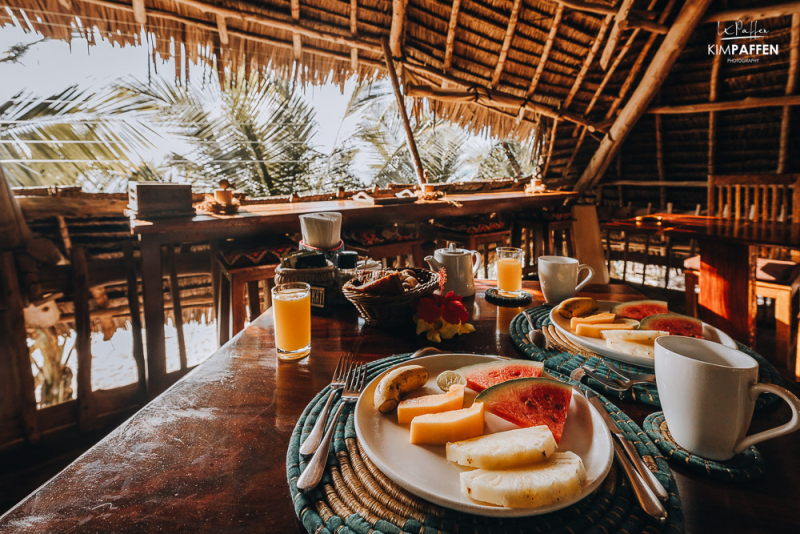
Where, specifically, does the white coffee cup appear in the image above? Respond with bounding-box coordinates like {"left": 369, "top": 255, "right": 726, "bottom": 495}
{"left": 537, "top": 256, "right": 593, "bottom": 304}
{"left": 654, "top": 336, "right": 800, "bottom": 461}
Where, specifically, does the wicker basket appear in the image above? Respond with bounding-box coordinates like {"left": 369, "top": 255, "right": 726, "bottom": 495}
{"left": 274, "top": 261, "right": 336, "bottom": 286}
{"left": 342, "top": 268, "right": 439, "bottom": 327}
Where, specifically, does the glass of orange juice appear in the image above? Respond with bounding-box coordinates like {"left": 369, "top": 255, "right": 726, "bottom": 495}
{"left": 496, "top": 247, "right": 524, "bottom": 297}
{"left": 272, "top": 282, "right": 311, "bottom": 361}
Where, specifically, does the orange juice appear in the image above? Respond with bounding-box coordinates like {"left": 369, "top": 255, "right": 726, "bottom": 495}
{"left": 273, "top": 283, "right": 311, "bottom": 360}
{"left": 497, "top": 257, "right": 522, "bottom": 293}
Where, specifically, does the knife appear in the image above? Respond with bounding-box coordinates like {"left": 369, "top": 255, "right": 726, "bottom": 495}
{"left": 584, "top": 388, "right": 669, "bottom": 502}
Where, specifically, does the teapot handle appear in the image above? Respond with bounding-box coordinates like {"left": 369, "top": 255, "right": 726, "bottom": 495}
{"left": 471, "top": 251, "right": 483, "bottom": 277}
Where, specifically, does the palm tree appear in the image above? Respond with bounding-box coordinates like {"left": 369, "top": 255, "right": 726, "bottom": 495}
{"left": 117, "top": 70, "right": 357, "bottom": 196}
{"left": 0, "top": 85, "right": 156, "bottom": 189}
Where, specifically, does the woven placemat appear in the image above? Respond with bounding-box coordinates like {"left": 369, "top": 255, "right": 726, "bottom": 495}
{"left": 287, "top": 353, "right": 684, "bottom": 534}
{"left": 643, "top": 412, "right": 765, "bottom": 482}
{"left": 484, "top": 287, "right": 533, "bottom": 307}
{"left": 509, "top": 305, "right": 783, "bottom": 410}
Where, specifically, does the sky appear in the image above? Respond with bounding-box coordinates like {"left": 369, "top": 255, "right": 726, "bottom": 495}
{"left": 0, "top": 22, "right": 358, "bottom": 167}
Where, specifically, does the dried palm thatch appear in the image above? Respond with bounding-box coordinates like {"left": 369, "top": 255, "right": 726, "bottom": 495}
{"left": 2, "top": 0, "right": 799, "bottom": 193}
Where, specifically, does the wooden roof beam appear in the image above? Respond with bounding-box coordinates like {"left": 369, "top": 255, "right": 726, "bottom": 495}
{"left": 704, "top": 2, "right": 800, "bottom": 22}
{"left": 563, "top": 15, "right": 612, "bottom": 109}
{"left": 405, "top": 83, "right": 609, "bottom": 133}
{"left": 216, "top": 15, "right": 229, "bottom": 45}
{"left": 390, "top": 0, "right": 406, "bottom": 58}
{"left": 648, "top": 94, "right": 800, "bottom": 114}
{"left": 491, "top": 0, "right": 523, "bottom": 88}
{"left": 525, "top": 5, "right": 563, "bottom": 98}
{"left": 620, "top": 18, "right": 667, "bottom": 35}
{"left": 291, "top": 0, "right": 301, "bottom": 60}
{"left": 443, "top": 0, "right": 461, "bottom": 72}
{"left": 600, "top": 0, "right": 635, "bottom": 70}
{"left": 132, "top": 0, "right": 146, "bottom": 26}
{"left": 551, "top": 0, "right": 655, "bottom": 20}
{"left": 574, "top": 0, "right": 714, "bottom": 192}
{"left": 351, "top": 0, "right": 358, "bottom": 70}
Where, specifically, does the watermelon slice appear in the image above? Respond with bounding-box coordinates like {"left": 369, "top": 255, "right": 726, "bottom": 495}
{"left": 456, "top": 361, "right": 544, "bottom": 393}
{"left": 611, "top": 300, "right": 668, "bottom": 320}
{"left": 640, "top": 313, "right": 703, "bottom": 338}
{"left": 475, "top": 378, "right": 572, "bottom": 442}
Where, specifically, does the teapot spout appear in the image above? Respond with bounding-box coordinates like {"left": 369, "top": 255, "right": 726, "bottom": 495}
{"left": 424, "top": 255, "right": 442, "bottom": 272}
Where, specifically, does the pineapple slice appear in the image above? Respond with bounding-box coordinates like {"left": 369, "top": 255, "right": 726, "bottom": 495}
{"left": 446, "top": 426, "right": 557, "bottom": 470}
{"left": 460, "top": 451, "right": 586, "bottom": 508}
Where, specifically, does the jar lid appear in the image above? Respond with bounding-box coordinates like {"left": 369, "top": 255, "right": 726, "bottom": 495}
{"left": 337, "top": 251, "right": 358, "bottom": 269}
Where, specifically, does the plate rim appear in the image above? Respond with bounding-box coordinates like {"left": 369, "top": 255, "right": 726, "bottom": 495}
{"left": 353, "top": 353, "right": 614, "bottom": 518}
{"left": 548, "top": 301, "right": 737, "bottom": 368}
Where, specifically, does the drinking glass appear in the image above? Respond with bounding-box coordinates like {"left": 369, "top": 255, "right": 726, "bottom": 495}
{"left": 272, "top": 282, "right": 311, "bottom": 361}
{"left": 496, "top": 247, "right": 524, "bottom": 297}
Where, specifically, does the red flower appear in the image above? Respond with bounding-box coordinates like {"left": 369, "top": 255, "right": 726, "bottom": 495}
{"left": 416, "top": 290, "right": 469, "bottom": 325}
{"left": 417, "top": 295, "right": 443, "bottom": 323}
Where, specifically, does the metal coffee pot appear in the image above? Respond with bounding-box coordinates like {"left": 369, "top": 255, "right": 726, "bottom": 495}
{"left": 425, "top": 243, "right": 482, "bottom": 297}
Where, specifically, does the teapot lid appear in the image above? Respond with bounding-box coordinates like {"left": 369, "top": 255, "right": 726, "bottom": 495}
{"left": 438, "top": 243, "right": 468, "bottom": 256}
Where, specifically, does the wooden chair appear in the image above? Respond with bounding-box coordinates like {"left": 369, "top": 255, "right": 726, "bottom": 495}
{"left": 511, "top": 217, "right": 576, "bottom": 278}
{"left": 216, "top": 257, "right": 277, "bottom": 345}
{"left": 685, "top": 174, "right": 800, "bottom": 370}
{"left": 345, "top": 240, "right": 424, "bottom": 268}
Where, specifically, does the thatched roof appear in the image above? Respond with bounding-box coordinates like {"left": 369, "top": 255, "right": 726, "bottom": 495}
{"left": 2, "top": 1, "right": 798, "bottom": 193}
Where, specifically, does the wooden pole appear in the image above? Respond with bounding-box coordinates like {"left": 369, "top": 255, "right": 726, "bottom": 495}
{"left": 350, "top": 0, "right": 358, "bottom": 71}
{"left": 600, "top": 0, "right": 635, "bottom": 70}
{"left": 166, "top": 247, "right": 188, "bottom": 372}
{"left": 0, "top": 166, "right": 32, "bottom": 251}
{"left": 563, "top": 15, "right": 613, "bottom": 109}
{"left": 443, "top": 0, "right": 462, "bottom": 72}
{"left": 525, "top": 6, "right": 563, "bottom": 99}
{"left": 291, "top": 0, "right": 301, "bottom": 60}
{"left": 72, "top": 247, "right": 98, "bottom": 432}
{"left": 381, "top": 38, "right": 426, "bottom": 185}
{"left": 405, "top": 84, "right": 608, "bottom": 133}
{"left": 491, "top": 0, "right": 523, "bottom": 88}
{"left": 390, "top": 0, "right": 406, "bottom": 58}
{"left": 574, "top": 0, "right": 714, "bottom": 192}
{"left": 123, "top": 241, "right": 147, "bottom": 403}
{"left": 648, "top": 94, "right": 800, "bottom": 114}
{"left": 779, "top": 14, "right": 800, "bottom": 173}
{"left": 708, "top": 31, "right": 723, "bottom": 176}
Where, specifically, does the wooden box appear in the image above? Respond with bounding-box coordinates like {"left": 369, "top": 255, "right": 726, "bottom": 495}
{"left": 127, "top": 182, "right": 195, "bottom": 217}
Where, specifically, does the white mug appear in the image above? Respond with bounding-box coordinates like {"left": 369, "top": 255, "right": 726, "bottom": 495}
{"left": 654, "top": 336, "right": 800, "bottom": 461}
{"left": 537, "top": 256, "right": 593, "bottom": 304}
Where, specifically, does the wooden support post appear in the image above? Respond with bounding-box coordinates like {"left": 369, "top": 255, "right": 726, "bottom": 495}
{"left": 563, "top": 15, "right": 613, "bottom": 109}
{"left": 72, "top": 247, "right": 98, "bottom": 432}
{"left": 132, "top": 0, "right": 146, "bottom": 26}
{"left": 708, "top": 31, "right": 723, "bottom": 176}
{"left": 390, "top": 0, "right": 406, "bottom": 58}
{"left": 216, "top": 14, "right": 229, "bottom": 45}
{"left": 0, "top": 166, "right": 31, "bottom": 251}
{"left": 543, "top": 118, "right": 558, "bottom": 178}
{"left": 779, "top": 14, "right": 799, "bottom": 173}
{"left": 444, "top": 0, "right": 462, "bottom": 72}
{"left": 655, "top": 105, "right": 666, "bottom": 209}
{"left": 210, "top": 240, "right": 220, "bottom": 323}
{"left": 0, "top": 251, "right": 39, "bottom": 443}
{"left": 648, "top": 94, "right": 800, "bottom": 114}
{"left": 123, "top": 241, "right": 147, "bottom": 403}
{"left": 382, "top": 38, "right": 426, "bottom": 185}
{"left": 166, "top": 247, "right": 187, "bottom": 372}
{"left": 575, "top": 0, "right": 714, "bottom": 191}
{"left": 140, "top": 238, "right": 166, "bottom": 397}
{"left": 491, "top": 0, "right": 523, "bottom": 88}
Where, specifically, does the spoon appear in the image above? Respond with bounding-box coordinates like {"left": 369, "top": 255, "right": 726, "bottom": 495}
{"left": 523, "top": 312, "right": 548, "bottom": 349}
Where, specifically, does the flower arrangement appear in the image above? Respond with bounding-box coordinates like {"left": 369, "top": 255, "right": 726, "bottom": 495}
{"left": 413, "top": 268, "right": 475, "bottom": 343}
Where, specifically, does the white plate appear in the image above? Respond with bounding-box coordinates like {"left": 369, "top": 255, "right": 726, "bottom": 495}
{"left": 354, "top": 354, "right": 614, "bottom": 518}
{"left": 549, "top": 301, "right": 737, "bottom": 368}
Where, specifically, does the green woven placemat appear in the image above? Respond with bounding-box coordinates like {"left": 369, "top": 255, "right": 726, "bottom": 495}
{"left": 484, "top": 287, "right": 533, "bottom": 307}
{"left": 643, "top": 412, "right": 765, "bottom": 482}
{"left": 509, "top": 305, "right": 783, "bottom": 410}
{"left": 287, "top": 353, "right": 685, "bottom": 534}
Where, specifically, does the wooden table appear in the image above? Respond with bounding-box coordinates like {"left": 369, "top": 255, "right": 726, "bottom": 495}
{"left": 2, "top": 281, "right": 798, "bottom": 533}
{"left": 130, "top": 191, "right": 577, "bottom": 396}
{"left": 606, "top": 214, "right": 800, "bottom": 348}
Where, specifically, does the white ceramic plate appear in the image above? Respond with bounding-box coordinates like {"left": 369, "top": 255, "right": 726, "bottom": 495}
{"left": 549, "top": 301, "right": 737, "bottom": 368}
{"left": 354, "top": 354, "right": 614, "bottom": 518}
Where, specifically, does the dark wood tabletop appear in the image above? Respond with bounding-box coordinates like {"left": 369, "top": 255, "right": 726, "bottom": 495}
{"left": 2, "top": 281, "right": 798, "bottom": 533}
{"left": 130, "top": 191, "right": 578, "bottom": 240}
{"left": 605, "top": 214, "right": 800, "bottom": 249}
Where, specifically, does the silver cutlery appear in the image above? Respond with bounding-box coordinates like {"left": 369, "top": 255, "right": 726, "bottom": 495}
{"left": 524, "top": 313, "right": 548, "bottom": 349}
{"left": 575, "top": 386, "right": 667, "bottom": 522}
{"left": 299, "top": 353, "right": 353, "bottom": 455}
{"left": 297, "top": 362, "right": 367, "bottom": 492}
{"left": 580, "top": 366, "right": 656, "bottom": 392}
{"left": 583, "top": 388, "right": 669, "bottom": 502}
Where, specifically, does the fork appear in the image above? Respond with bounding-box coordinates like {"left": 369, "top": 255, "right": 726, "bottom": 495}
{"left": 299, "top": 353, "right": 353, "bottom": 455}
{"left": 580, "top": 366, "right": 655, "bottom": 392}
{"left": 296, "top": 362, "right": 367, "bottom": 492}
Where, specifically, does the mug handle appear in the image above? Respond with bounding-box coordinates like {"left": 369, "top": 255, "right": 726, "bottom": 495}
{"left": 734, "top": 383, "right": 800, "bottom": 454}
{"left": 471, "top": 251, "right": 483, "bottom": 277}
{"left": 574, "top": 264, "right": 594, "bottom": 292}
